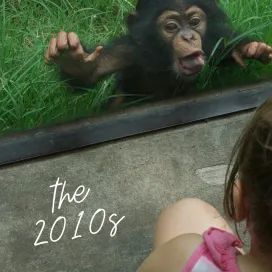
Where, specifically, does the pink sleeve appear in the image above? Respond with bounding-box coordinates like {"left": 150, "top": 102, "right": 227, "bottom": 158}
{"left": 203, "top": 227, "right": 243, "bottom": 271}
{"left": 182, "top": 227, "right": 243, "bottom": 272}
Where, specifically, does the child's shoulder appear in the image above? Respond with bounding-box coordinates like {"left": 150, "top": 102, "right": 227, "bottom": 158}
{"left": 175, "top": 233, "right": 265, "bottom": 272}
{"left": 137, "top": 230, "right": 265, "bottom": 272}
{"left": 136, "top": 233, "right": 204, "bottom": 272}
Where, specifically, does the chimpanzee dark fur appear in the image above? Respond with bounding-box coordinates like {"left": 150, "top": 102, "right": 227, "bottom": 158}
{"left": 60, "top": 0, "right": 251, "bottom": 105}
{"left": 130, "top": 0, "right": 246, "bottom": 73}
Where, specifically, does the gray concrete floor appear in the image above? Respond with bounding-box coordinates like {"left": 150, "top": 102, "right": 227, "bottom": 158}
{"left": 0, "top": 112, "right": 252, "bottom": 272}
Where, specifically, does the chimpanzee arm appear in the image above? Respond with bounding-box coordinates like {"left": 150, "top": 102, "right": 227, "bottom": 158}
{"left": 57, "top": 35, "right": 136, "bottom": 91}
{"left": 209, "top": 28, "right": 251, "bottom": 67}
{"left": 203, "top": 2, "right": 269, "bottom": 67}
{"left": 215, "top": 30, "right": 271, "bottom": 68}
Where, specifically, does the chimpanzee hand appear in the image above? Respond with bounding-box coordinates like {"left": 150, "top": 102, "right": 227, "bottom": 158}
{"left": 231, "top": 41, "right": 272, "bottom": 69}
{"left": 44, "top": 31, "right": 103, "bottom": 77}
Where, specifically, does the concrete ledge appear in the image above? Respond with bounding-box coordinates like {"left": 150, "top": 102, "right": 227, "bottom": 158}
{"left": 0, "top": 79, "right": 272, "bottom": 166}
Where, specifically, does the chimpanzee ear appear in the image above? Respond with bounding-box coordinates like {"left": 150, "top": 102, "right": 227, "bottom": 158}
{"left": 127, "top": 14, "right": 153, "bottom": 45}
{"left": 127, "top": 12, "right": 138, "bottom": 30}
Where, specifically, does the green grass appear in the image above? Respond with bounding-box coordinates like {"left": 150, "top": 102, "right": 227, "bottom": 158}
{"left": 0, "top": 0, "right": 272, "bottom": 135}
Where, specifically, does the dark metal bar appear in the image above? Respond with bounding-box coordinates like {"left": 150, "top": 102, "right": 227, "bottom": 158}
{"left": 0, "top": 80, "right": 271, "bottom": 166}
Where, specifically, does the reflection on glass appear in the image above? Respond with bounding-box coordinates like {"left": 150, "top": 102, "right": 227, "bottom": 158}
{"left": 1, "top": 0, "right": 271, "bottom": 135}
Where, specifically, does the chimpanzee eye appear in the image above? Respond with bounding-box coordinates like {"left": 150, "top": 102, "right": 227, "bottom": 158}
{"left": 165, "top": 22, "right": 179, "bottom": 32}
{"left": 190, "top": 18, "right": 200, "bottom": 27}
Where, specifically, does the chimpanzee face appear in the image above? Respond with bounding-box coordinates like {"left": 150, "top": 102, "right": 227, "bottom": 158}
{"left": 157, "top": 6, "right": 207, "bottom": 76}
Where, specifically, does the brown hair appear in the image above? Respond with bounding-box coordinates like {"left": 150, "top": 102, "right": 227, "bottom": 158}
{"left": 224, "top": 99, "right": 272, "bottom": 252}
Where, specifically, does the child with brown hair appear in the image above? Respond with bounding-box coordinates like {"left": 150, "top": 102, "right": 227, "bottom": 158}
{"left": 137, "top": 99, "right": 272, "bottom": 271}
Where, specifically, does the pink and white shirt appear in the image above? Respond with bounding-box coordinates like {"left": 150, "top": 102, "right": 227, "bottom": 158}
{"left": 183, "top": 227, "right": 243, "bottom": 271}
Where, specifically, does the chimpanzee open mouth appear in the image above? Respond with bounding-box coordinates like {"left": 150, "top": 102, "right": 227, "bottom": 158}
{"left": 178, "top": 50, "right": 205, "bottom": 76}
